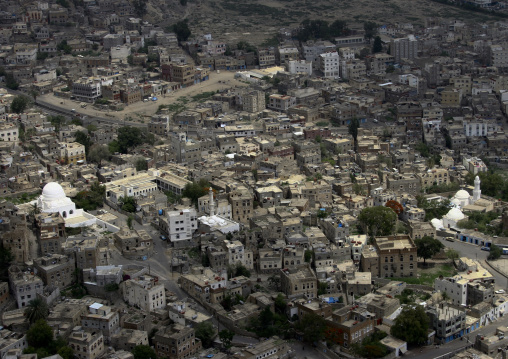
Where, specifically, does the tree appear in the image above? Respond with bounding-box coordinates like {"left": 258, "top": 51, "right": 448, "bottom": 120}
{"left": 57, "top": 40, "right": 72, "bottom": 54}
{"left": 489, "top": 244, "right": 503, "bottom": 260}
{"left": 172, "top": 20, "right": 191, "bottom": 42}
{"left": 121, "top": 196, "right": 137, "bottom": 213}
{"left": 446, "top": 248, "right": 460, "bottom": 261}
{"left": 27, "top": 320, "right": 54, "bottom": 348}
{"left": 348, "top": 118, "right": 360, "bottom": 143}
{"left": 57, "top": 346, "right": 73, "bottom": 359}
{"left": 415, "top": 236, "right": 444, "bottom": 264}
{"left": 296, "top": 313, "right": 326, "bottom": 343}
{"left": 132, "top": 345, "right": 156, "bottom": 359}
{"left": 48, "top": 115, "right": 66, "bottom": 132}
{"left": 5, "top": 73, "right": 19, "bottom": 90}
{"left": 72, "top": 181, "right": 105, "bottom": 211}
{"left": 88, "top": 144, "right": 110, "bottom": 167}
{"left": 11, "top": 95, "right": 30, "bottom": 114}
{"left": 133, "top": 0, "right": 147, "bottom": 17}
{"left": 372, "top": 36, "right": 383, "bottom": 53}
{"left": 195, "top": 321, "right": 215, "bottom": 348}
{"left": 0, "top": 244, "right": 14, "bottom": 281}
{"left": 127, "top": 215, "right": 134, "bottom": 230}
{"left": 182, "top": 179, "right": 209, "bottom": 207}
{"left": 74, "top": 131, "right": 92, "bottom": 155}
{"left": 24, "top": 298, "right": 49, "bottom": 324}
{"left": 391, "top": 305, "right": 430, "bottom": 345}
{"left": 358, "top": 206, "right": 397, "bottom": 238}
{"left": 218, "top": 329, "right": 234, "bottom": 351}
{"left": 117, "top": 126, "right": 144, "bottom": 153}
{"left": 364, "top": 21, "right": 378, "bottom": 40}
{"left": 274, "top": 294, "right": 286, "bottom": 314}
{"left": 135, "top": 157, "right": 148, "bottom": 171}
{"left": 304, "top": 250, "right": 313, "bottom": 263}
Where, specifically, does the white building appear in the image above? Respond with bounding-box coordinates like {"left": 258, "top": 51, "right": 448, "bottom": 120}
{"left": 287, "top": 60, "right": 313, "bottom": 75}
{"left": 122, "top": 277, "right": 165, "bottom": 312}
{"left": 198, "top": 188, "right": 240, "bottom": 234}
{"left": 390, "top": 35, "right": 418, "bottom": 62}
{"left": 463, "top": 118, "right": 488, "bottom": 137}
{"left": 268, "top": 94, "right": 296, "bottom": 112}
{"left": 319, "top": 51, "right": 340, "bottom": 79}
{"left": 224, "top": 239, "right": 253, "bottom": 268}
{"left": 167, "top": 208, "right": 197, "bottom": 245}
{"left": 435, "top": 276, "right": 468, "bottom": 306}
{"left": 72, "top": 78, "right": 102, "bottom": 103}
{"left": 0, "top": 123, "right": 18, "bottom": 142}
{"left": 302, "top": 40, "right": 335, "bottom": 69}
{"left": 81, "top": 303, "right": 120, "bottom": 341}
{"left": 31, "top": 182, "right": 96, "bottom": 227}
{"left": 8, "top": 269, "right": 44, "bottom": 308}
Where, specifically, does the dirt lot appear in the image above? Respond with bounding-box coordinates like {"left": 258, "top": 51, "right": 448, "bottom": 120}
{"left": 40, "top": 71, "right": 249, "bottom": 122}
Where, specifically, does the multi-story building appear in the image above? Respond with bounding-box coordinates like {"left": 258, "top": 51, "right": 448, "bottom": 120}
{"left": 258, "top": 248, "right": 283, "bottom": 274}
{"left": 72, "top": 78, "right": 102, "bottom": 103}
{"left": 372, "top": 235, "right": 417, "bottom": 278}
{"left": 386, "top": 173, "right": 421, "bottom": 195}
{"left": 33, "top": 254, "right": 75, "bottom": 289}
{"left": 161, "top": 63, "right": 195, "bottom": 87}
{"left": 153, "top": 324, "right": 202, "bottom": 359}
{"left": 390, "top": 35, "right": 418, "bottom": 62}
{"left": 280, "top": 265, "right": 317, "bottom": 299}
{"left": 59, "top": 142, "right": 86, "bottom": 165}
{"left": 277, "top": 46, "right": 299, "bottom": 66}
{"left": 240, "top": 90, "right": 266, "bottom": 113}
{"left": 0, "top": 281, "right": 9, "bottom": 307}
{"left": 110, "top": 329, "right": 149, "bottom": 352}
{"left": 319, "top": 51, "right": 340, "bottom": 79}
{"left": 178, "top": 268, "right": 227, "bottom": 305}
{"left": 81, "top": 303, "right": 120, "bottom": 342}
{"left": 122, "top": 276, "right": 165, "bottom": 312}
{"left": 229, "top": 188, "right": 253, "bottom": 223}
{"left": 426, "top": 304, "right": 466, "bottom": 343}
{"left": 287, "top": 60, "right": 313, "bottom": 75}
{"left": 258, "top": 48, "right": 276, "bottom": 68}
{"left": 0, "top": 123, "right": 18, "bottom": 142}
{"left": 268, "top": 94, "right": 296, "bottom": 112}
{"left": 8, "top": 267, "right": 44, "bottom": 308}
{"left": 68, "top": 330, "right": 105, "bottom": 359}
{"left": 489, "top": 44, "right": 508, "bottom": 69}
{"left": 161, "top": 208, "right": 197, "bottom": 247}
{"left": 64, "top": 237, "right": 103, "bottom": 270}
{"left": 2, "top": 224, "right": 31, "bottom": 263}
{"left": 417, "top": 168, "right": 450, "bottom": 189}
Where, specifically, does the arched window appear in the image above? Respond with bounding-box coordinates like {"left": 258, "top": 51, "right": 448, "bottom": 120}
{"left": 62, "top": 211, "right": 67, "bottom": 218}
{"left": 69, "top": 209, "right": 74, "bottom": 215}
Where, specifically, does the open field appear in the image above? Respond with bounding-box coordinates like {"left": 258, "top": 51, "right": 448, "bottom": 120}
{"left": 159, "top": 0, "right": 505, "bottom": 46}
{"left": 392, "top": 263, "right": 457, "bottom": 285}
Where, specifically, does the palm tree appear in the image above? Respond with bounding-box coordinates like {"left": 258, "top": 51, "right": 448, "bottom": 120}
{"left": 24, "top": 298, "right": 49, "bottom": 324}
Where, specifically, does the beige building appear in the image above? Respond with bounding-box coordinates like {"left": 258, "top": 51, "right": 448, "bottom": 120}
{"left": 59, "top": 142, "right": 86, "bottom": 165}
{"left": 81, "top": 303, "right": 120, "bottom": 341}
{"left": 68, "top": 330, "right": 105, "bottom": 359}
{"left": 33, "top": 254, "right": 75, "bottom": 289}
{"left": 374, "top": 235, "right": 417, "bottom": 278}
{"left": 110, "top": 329, "right": 148, "bottom": 351}
{"left": 153, "top": 324, "right": 202, "bottom": 359}
{"left": 280, "top": 265, "right": 317, "bottom": 299}
{"left": 122, "top": 276, "right": 165, "bottom": 312}
{"left": 229, "top": 188, "right": 253, "bottom": 223}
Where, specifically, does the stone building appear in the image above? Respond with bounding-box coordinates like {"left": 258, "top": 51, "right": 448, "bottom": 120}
{"left": 153, "top": 324, "right": 202, "bottom": 359}
{"left": 33, "top": 254, "right": 75, "bottom": 289}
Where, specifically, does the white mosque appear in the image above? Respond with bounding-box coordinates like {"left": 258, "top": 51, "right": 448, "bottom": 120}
{"left": 34, "top": 182, "right": 97, "bottom": 227}
{"left": 198, "top": 187, "right": 240, "bottom": 234}
{"left": 432, "top": 176, "right": 481, "bottom": 230}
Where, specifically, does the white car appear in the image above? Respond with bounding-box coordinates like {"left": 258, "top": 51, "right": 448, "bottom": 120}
{"left": 495, "top": 289, "right": 506, "bottom": 294}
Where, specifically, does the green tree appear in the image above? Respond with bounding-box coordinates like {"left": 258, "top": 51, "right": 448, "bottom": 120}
{"left": 195, "top": 321, "right": 215, "bottom": 348}
{"left": 414, "top": 236, "right": 444, "bottom": 264}
{"left": 135, "top": 157, "right": 148, "bottom": 171}
{"left": 488, "top": 244, "right": 503, "bottom": 260}
{"left": 304, "top": 250, "right": 313, "bottom": 263}
{"left": 372, "top": 36, "right": 383, "bottom": 53}
{"left": 72, "top": 181, "right": 106, "bottom": 211}
{"left": 24, "top": 298, "right": 49, "bottom": 324}
{"left": 132, "top": 345, "right": 156, "bottom": 359}
{"left": 172, "top": 20, "right": 191, "bottom": 42}
{"left": 348, "top": 118, "right": 360, "bottom": 143}
{"left": 5, "top": 73, "right": 19, "bottom": 90}
{"left": 57, "top": 346, "right": 73, "bottom": 359}
{"left": 74, "top": 130, "right": 92, "bottom": 155}
{"left": 10, "top": 95, "right": 31, "bottom": 114}
{"left": 88, "top": 144, "right": 110, "bottom": 167}
{"left": 108, "top": 140, "right": 121, "bottom": 154}
{"left": 274, "top": 294, "right": 286, "bottom": 314}
{"left": 57, "top": 40, "right": 72, "bottom": 54}
{"left": 391, "top": 305, "right": 429, "bottom": 345}
{"left": 218, "top": 329, "right": 234, "bottom": 351}
{"left": 364, "top": 21, "right": 378, "bottom": 40}
{"left": 296, "top": 313, "right": 326, "bottom": 343}
{"left": 182, "top": 179, "right": 209, "bottom": 207}
{"left": 117, "top": 126, "right": 144, "bottom": 153}
{"left": 27, "top": 320, "right": 54, "bottom": 348}
{"left": 133, "top": 0, "right": 147, "bottom": 16}
{"left": 446, "top": 248, "right": 461, "bottom": 261}
{"left": 358, "top": 206, "right": 397, "bottom": 238}
{"left": 127, "top": 215, "right": 134, "bottom": 230}
{"left": 0, "top": 244, "right": 13, "bottom": 281}
{"left": 120, "top": 196, "right": 137, "bottom": 213}
{"left": 48, "top": 115, "right": 66, "bottom": 132}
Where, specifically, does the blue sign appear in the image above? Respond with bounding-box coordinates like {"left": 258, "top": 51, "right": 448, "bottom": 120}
{"left": 142, "top": 256, "right": 147, "bottom": 261}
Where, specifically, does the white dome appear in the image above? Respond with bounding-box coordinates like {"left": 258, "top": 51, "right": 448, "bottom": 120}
{"left": 431, "top": 218, "right": 444, "bottom": 229}
{"left": 454, "top": 189, "right": 470, "bottom": 200}
{"left": 451, "top": 198, "right": 461, "bottom": 206}
{"left": 445, "top": 207, "right": 465, "bottom": 221}
{"left": 41, "top": 182, "right": 66, "bottom": 200}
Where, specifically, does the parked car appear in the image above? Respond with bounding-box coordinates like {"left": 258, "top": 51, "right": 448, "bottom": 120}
{"left": 160, "top": 235, "right": 167, "bottom": 241}
{"left": 495, "top": 289, "right": 506, "bottom": 294}
{"left": 481, "top": 246, "right": 490, "bottom": 251}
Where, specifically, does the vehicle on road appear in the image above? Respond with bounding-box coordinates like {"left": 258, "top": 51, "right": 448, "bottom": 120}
{"left": 160, "top": 235, "right": 167, "bottom": 241}
{"left": 445, "top": 237, "right": 454, "bottom": 242}
{"left": 495, "top": 289, "right": 506, "bottom": 294}
{"left": 481, "top": 246, "right": 491, "bottom": 251}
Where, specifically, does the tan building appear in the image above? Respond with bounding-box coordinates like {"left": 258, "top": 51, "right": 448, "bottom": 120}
{"left": 153, "top": 324, "right": 202, "bottom": 359}
{"left": 64, "top": 238, "right": 101, "bottom": 270}
{"left": 122, "top": 276, "right": 165, "bottom": 312}
{"left": 110, "top": 329, "right": 148, "bottom": 351}
{"left": 68, "top": 330, "right": 105, "bottom": 359}
{"left": 229, "top": 188, "right": 253, "bottom": 223}
{"left": 36, "top": 212, "right": 66, "bottom": 255}
{"left": 374, "top": 235, "right": 417, "bottom": 278}
{"left": 2, "top": 224, "right": 31, "bottom": 263}
{"left": 441, "top": 88, "right": 462, "bottom": 107}
{"left": 280, "top": 265, "right": 317, "bottom": 299}
{"left": 59, "top": 142, "right": 86, "bottom": 165}
{"left": 417, "top": 168, "right": 450, "bottom": 189}
{"left": 408, "top": 220, "right": 436, "bottom": 240}
{"left": 81, "top": 303, "right": 120, "bottom": 341}
{"left": 33, "top": 254, "right": 75, "bottom": 289}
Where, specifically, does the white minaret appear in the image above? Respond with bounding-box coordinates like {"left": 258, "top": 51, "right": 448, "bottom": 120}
{"left": 209, "top": 187, "right": 215, "bottom": 216}
{"left": 473, "top": 175, "right": 481, "bottom": 202}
